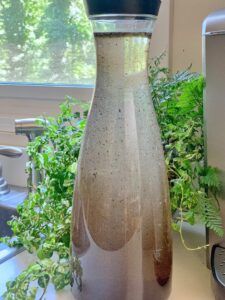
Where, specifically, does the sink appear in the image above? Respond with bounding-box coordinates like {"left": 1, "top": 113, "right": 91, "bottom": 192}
{"left": 0, "top": 186, "right": 27, "bottom": 264}
{"left": 0, "top": 243, "right": 24, "bottom": 265}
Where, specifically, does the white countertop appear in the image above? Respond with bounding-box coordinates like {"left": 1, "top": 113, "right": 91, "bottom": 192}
{"left": 0, "top": 223, "right": 215, "bottom": 300}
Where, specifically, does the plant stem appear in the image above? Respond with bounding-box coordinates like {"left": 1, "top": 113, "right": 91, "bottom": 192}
{"left": 39, "top": 286, "right": 48, "bottom": 300}
{"left": 179, "top": 184, "right": 210, "bottom": 251}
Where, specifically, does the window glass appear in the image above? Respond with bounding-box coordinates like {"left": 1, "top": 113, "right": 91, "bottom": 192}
{"left": 0, "top": 0, "right": 95, "bottom": 85}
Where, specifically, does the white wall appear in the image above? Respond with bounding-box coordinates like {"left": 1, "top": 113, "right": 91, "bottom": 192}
{"left": 172, "top": 0, "right": 225, "bottom": 73}
{"left": 150, "top": 0, "right": 173, "bottom": 69}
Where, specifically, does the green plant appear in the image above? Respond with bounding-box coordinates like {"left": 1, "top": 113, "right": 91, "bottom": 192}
{"left": 2, "top": 59, "right": 224, "bottom": 299}
{"left": 1, "top": 99, "right": 86, "bottom": 299}
{"left": 149, "top": 56, "right": 224, "bottom": 247}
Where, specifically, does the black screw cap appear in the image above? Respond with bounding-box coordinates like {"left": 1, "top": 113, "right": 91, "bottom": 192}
{"left": 84, "top": 0, "right": 161, "bottom": 17}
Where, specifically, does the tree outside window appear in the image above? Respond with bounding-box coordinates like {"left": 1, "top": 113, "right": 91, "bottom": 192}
{"left": 0, "top": 0, "right": 95, "bottom": 85}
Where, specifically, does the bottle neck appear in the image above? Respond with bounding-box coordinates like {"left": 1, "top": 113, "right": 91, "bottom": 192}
{"left": 94, "top": 32, "right": 151, "bottom": 87}
{"left": 91, "top": 16, "right": 156, "bottom": 34}
{"left": 91, "top": 17, "right": 154, "bottom": 87}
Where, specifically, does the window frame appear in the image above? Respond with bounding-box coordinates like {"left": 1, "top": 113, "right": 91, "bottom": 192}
{"left": 0, "top": 83, "right": 94, "bottom": 102}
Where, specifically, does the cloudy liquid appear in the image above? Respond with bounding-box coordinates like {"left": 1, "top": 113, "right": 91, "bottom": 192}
{"left": 71, "top": 33, "right": 172, "bottom": 300}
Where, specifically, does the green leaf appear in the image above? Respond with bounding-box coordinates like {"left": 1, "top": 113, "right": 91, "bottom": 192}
{"left": 38, "top": 274, "right": 50, "bottom": 289}
{"left": 37, "top": 248, "right": 53, "bottom": 260}
{"left": 171, "top": 222, "right": 180, "bottom": 232}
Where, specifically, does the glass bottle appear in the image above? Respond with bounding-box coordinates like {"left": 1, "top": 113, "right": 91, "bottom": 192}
{"left": 71, "top": 2, "right": 172, "bottom": 299}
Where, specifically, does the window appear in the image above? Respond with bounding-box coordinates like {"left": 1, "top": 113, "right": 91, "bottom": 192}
{"left": 0, "top": 0, "right": 96, "bottom": 85}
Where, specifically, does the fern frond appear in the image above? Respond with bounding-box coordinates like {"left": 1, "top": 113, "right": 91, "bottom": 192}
{"left": 200, "top": 166, "right": 221, "bottom": 191}
{"left": 196, "top": 195, "right": 224, "bottom": 237}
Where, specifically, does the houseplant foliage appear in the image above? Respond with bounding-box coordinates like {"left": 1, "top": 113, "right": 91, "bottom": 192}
{"left": 1, "top": 100, "right": 86, "bottom": 299}
{"left": 2, "top": 60, "right": 224, "bottom": 298}
{"left": 149, "top": 56, "right": 223, "bottom": 242}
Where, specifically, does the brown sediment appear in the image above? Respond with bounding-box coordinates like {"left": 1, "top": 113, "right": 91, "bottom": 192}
{"left": 153, "top": 247, "right": 173, "bottom": 286}
{"left": 71, "top": 32, "right": 172, "bottom": 299}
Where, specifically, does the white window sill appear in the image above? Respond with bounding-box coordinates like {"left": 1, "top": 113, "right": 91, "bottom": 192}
{"left": 0, "top": 83, "right": 94, "bottom": 102}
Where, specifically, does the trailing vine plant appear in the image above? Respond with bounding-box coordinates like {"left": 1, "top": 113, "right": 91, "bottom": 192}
{"left": 1, "top": 59, "right": 224, "bottom": 298}
{"left": 149, "top": 55, "right": 224, "bottom": 248}
{"left": 1, "top": 100, "right": 87, "bottom": 299}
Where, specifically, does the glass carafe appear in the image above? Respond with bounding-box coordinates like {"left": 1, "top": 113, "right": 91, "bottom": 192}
{"left": 71, "top": 10, "right": 172, "bottom": 300}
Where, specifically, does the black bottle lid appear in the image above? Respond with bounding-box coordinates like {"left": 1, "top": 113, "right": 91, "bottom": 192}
{"left": 84, "top": 0, "right": 161, "bottom": 17}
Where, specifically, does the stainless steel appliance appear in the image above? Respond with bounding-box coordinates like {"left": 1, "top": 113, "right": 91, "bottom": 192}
{"left": 203, "top": 8, "right": 225, "bottom": 299}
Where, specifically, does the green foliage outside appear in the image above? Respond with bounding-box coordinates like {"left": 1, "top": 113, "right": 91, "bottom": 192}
{"left": 0, "top": 0, "right": 95, "bottom": 84}
{"left": 1, "top": 61, "right": 224, "bottom": 298}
